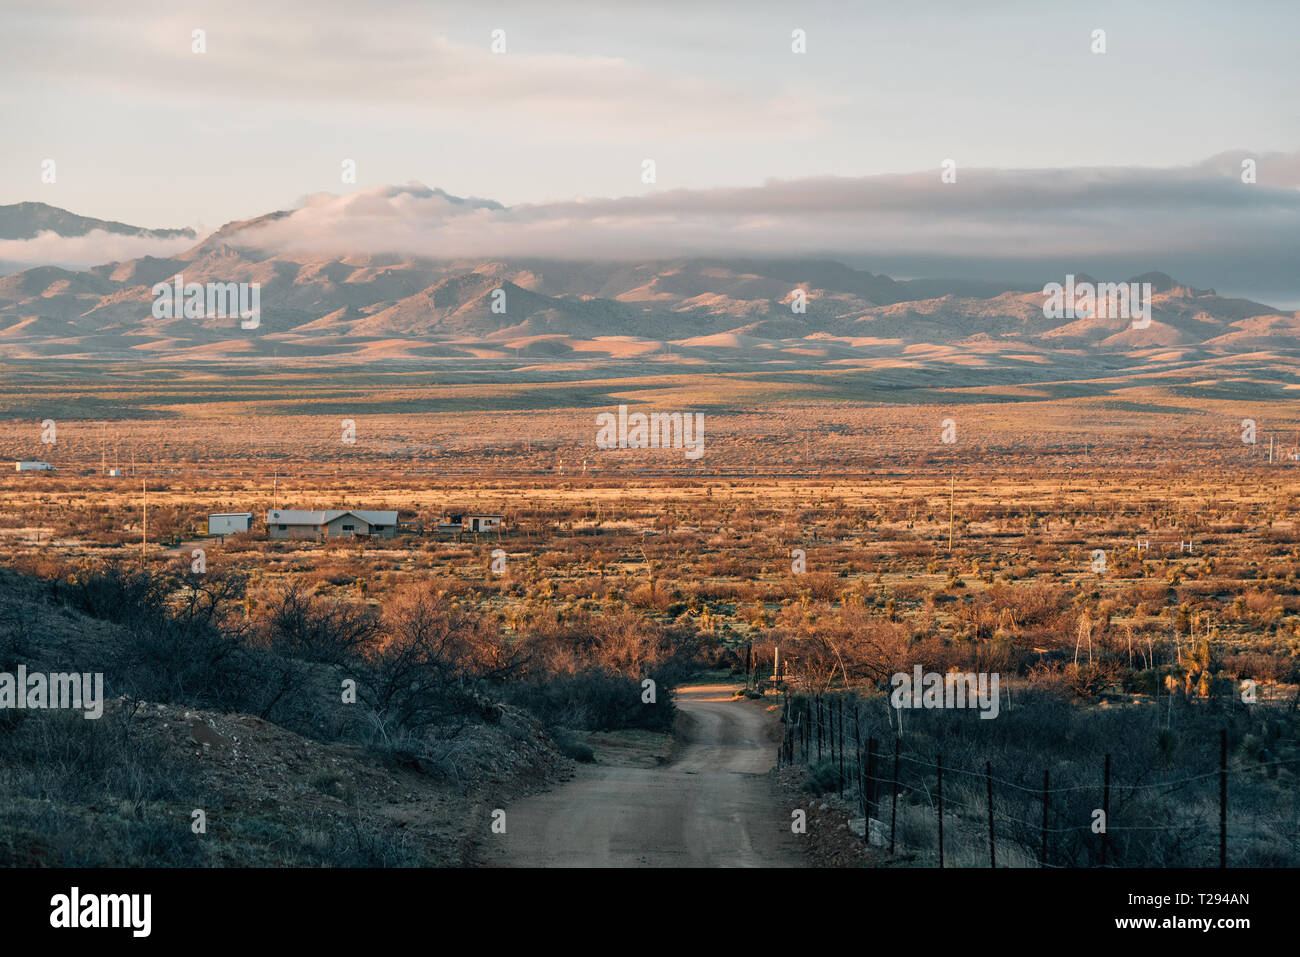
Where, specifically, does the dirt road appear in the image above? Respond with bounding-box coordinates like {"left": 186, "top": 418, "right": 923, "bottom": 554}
{"left": 480, "top": 684, "right": 804, "bottom": 867}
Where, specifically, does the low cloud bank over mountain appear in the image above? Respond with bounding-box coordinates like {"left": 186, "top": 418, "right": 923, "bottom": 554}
{"left": 0, "top": 202, "right": 196, "bottom": 274}
{"left": 217, "top": 152, "right": 1300, "bottom": 304}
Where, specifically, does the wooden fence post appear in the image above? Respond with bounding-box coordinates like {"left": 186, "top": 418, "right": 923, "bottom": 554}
{"left": 1040, "top": 770, "right": 1049, "bottom": 867}
{"left": 816, "top": 697, "right": 822, "bottom": 762}
{"left": 937, "top": 753, "right": 944, "bottom": 868}
{"left": 1100, "top": 753, "right": 1111, "bottom": 866}
{"left": 866, "top": 737, "right": 877, "bottom": 824}
{"left": 1219, "top": 728, "right": 1228, "bottom": 869}
{"left": 838, "top": 698, "right": 845, "bottom": 798}
{"left": 801, "top": 701, "right": 807, "bottom": 762}
{"left": 827, "top": 697, "right": 833, "bottom": 769}
{"left": 986, "top": 761, "right": 995, "bottom": 868}
{"left": 853, "top": 703, "right": 863, "bottom": 818}
{"left": 890, "top": 736, "right": 900, "bottom": 855}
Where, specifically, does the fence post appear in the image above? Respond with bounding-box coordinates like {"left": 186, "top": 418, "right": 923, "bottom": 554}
{"left": 777, "top": 696, "right": 786, "bottom": 767}
{"left": 853, "top": 704, "right": 864, "bottom": 818}
{"left": 838, "top": 698, "right": 845, "bottom": 798}
{"left": 1040, "top": 770, "right": 1049, "bottom": 867}
{"left": 936, "top": 753, "right": 944, "bottom": 868}
{"left": 986, "top": 761, "right": 995, "bottom": 868}
{"left": 795, "top": 705, "right": 801, "bottom": 763}
{"left": 783, "top": 691, "right": 791, "bottom": 764}
{"left": 890, "top": 736, "right": 900, "bottom": 855}
{"left": 866, "top": 737, "right": 877, "bottom": 824}
{"left": 829, "top": 697, "right": 835, "bottom": 784}
{"left": 1101, "top": 753, "right": 1111, "bottom": 866}
{"left": 830, "top": 697, "right": 836, "bottom": 772}
{"left": 799, "top": 701, "right": 805, "bottom": 762}
{"left": 816, "top": 697, "right": 822, "bottom": 762}
{"left": 1219, "top": 728, "right": 1228, "bottom": 868}
{"left": 804, "top": 699, "right": 811, "bottom": 763}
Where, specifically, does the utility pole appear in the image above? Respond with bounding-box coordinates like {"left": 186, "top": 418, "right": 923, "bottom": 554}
{"left": 948, "top": 473, "right": 955, "bottom": 552}
{"left": 141, "top": 481, "right": 147, "bottom": 571}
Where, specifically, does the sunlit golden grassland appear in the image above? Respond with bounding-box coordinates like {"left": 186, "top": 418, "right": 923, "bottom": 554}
{"left": 0, "top": 360, "right": 1297, "bottom": 688}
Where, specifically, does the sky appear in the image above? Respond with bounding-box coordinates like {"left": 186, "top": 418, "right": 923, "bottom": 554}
{"left": 2, "top": 0, "right": 1298, "bottom": 302}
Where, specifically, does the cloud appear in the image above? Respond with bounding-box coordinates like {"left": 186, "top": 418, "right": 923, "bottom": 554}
{"left": 0, "top": 229, "right": 195, "bottom": 271}
{"left": 223, "top": 153, "right": 1300, "bottom": 301}
{"left": 1, "top": 6, "right": 821, "bottom": 140}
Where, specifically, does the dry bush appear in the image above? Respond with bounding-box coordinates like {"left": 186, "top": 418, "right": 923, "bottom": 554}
{"left": 259, "top": 580, "right": 379, "bottom": 665}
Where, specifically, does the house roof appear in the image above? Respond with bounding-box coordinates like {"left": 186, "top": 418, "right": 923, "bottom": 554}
{"left": 266, "top": 509, "right": 398, "bottom": 525}
{"left": 210, "top": 513, "right": 253, "bottom": 518}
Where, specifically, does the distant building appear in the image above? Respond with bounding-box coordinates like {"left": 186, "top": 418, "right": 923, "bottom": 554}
{"left": 15, "top": 461, "right": 53, "bottom": 472}
{"left": 208, "top": 513, "right": 253, "bottom": 535}
{"left": 107, "top": 469, "right": 124, "bottom": 477}
{"left": 439, "top": 512, "right": 504, "bottom": 534}
{"left": 266, "top": 509, "right": 399, "bottom": 540}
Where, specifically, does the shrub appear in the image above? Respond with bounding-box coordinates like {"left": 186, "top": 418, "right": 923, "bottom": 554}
{"left": 551, "top": 730, "right": 596, "bottom": 762}
{"left": 802, "top": 759, "right": 842, "bottom": 796}
{"left": 260, "top": 580, "right": 379, "bottom": 666}
{"left": 506, "top": 669, "right": 676, "bottom": 733}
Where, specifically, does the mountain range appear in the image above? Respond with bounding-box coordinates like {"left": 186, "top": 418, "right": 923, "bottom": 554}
{"left": 0, "top": 199, "right": 1296, "bottom": 379}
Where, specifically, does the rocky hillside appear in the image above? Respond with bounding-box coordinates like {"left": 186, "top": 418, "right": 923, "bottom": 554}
{"left": 0, "top": 568, "right": 570, "bottom": 866}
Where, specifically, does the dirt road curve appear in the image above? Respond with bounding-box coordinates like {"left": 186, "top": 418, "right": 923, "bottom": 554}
{"left": 480, "top": 685, "right": 804, "bottom": 867}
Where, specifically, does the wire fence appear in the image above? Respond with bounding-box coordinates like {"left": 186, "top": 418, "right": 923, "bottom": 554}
{"left": 776, "top": 691, "right": 1300, "bottom": 867}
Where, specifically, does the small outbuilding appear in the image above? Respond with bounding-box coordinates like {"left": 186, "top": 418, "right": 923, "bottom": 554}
{"left": 15, "top": 461, "right": 54, "bottom": 472}
{"left": 208, "top": 513, "right": 253, "bottom": 535}
{"left": 441, "top": 512, "right": 504, "bottom": 534}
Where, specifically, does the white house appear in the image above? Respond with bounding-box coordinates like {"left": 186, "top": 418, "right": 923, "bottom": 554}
{"left": 266, "top": 509, "right": 399, "bottom": 540}
{"left": 15, "top": 461, "right": 53, "bottom": 472}
{"left": 208, "top": 513, "right": 253, "bottom": 535}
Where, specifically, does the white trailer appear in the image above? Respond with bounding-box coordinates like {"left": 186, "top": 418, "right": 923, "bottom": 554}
{"left": 208, "top": 513, "right": 253, "bottom": 535}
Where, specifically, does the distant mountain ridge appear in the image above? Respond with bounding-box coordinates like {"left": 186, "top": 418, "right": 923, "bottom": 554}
{"left": 0, "top": 198, "right": 1294, "bottom": 374}
{"left": 0, "top": 201, "right": 195, "bottom": 241}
